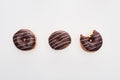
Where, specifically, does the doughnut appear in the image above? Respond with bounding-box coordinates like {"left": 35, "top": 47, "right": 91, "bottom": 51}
{"left": 13, "top": 29, "right": 36, "bottom": 51}
{"left": 49, "top": 30, "right": 71, "bottom": 50}
{"left": 80, "top": 30, "right": 103, "bottom": 52}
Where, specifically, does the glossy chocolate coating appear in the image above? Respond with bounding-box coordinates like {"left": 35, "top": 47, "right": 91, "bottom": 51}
{"left": 49, "top": 30, "right": 71, "bottom": 50}
{"left": 13, "top": 29, "right": 36, "bottom": 51}
{"left": 80, "top": 30, "right": 103, "bottom": 51}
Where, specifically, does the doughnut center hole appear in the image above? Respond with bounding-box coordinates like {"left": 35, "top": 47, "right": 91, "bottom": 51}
{"left": 89, "top": 39, "right": 92, "bottom": 42}
{"left": 89, "top": 37, "right": 94, "bottom": 42}
{"left": 56, "top": 37, "right": 61, "bottom": 41}
{"left": 22, "top": 37, "right": 27, "bottom": 42}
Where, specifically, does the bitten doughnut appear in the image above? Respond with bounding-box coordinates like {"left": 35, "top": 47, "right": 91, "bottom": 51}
{"left": 49, "top": 30, "right": 71, "bottom": 50}
{"left": 80, "top": 30, "right": 103, "bottom": 52}
{"left": 13, "top": 29, "right": 36, "bottom": 51}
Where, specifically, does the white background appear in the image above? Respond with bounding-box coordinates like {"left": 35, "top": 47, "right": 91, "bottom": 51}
{"left": 0, "top": 0, "right": 120, "bottom": 80}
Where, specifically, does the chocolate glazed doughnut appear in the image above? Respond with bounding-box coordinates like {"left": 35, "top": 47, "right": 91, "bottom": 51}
{"left": 13, "top": 29, "right": 36, "bottom": 51}
{"left": 80, "top": 30, "right": 103, "bottom": 52}
{"left": 49, "top": 30, "right": 71, "bottom": 50}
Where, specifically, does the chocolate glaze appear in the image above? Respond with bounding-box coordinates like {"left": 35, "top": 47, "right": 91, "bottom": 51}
{"left": 49, "top": 30, "right": 71, "bottom": 50}
{"left": 13, "top": 29, "right": 36, "bottom": 51}
{"left": 80, "top": 30, "right": 103, "bottom": 51}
